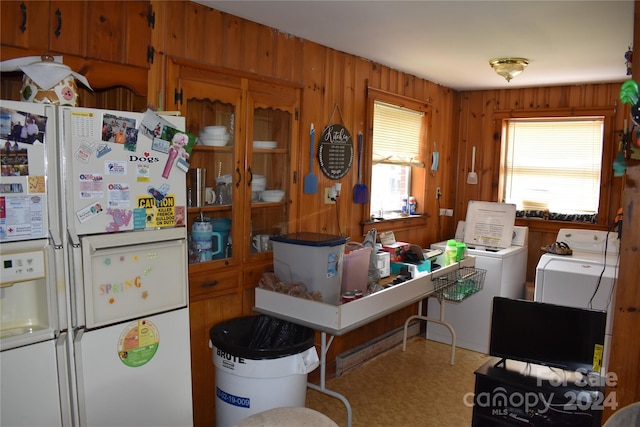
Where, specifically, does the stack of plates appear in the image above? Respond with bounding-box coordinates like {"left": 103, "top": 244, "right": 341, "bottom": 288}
{"left": 252, "top": 175, "right": 266, "bottom": 201}
{"left": 260, "top": 189, "right": 285, "bottom": 202}
{"left": 252, "top": 175, "right": 266, "bottom": 191}
{"left": 199, "top": 126, "right": 231, "bottom": 146}
{"left": 253, "top": 140, "right": 277, "bottom": 149}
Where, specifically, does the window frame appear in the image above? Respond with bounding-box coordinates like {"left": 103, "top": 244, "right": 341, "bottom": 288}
{"left": 494, "top": 107, "right": 617, "bottom": 226}
{"left": 365, "top": 87, "right": 432, "bottom": 220}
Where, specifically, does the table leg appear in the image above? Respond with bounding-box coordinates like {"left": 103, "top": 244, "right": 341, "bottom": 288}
{"left": 401, "top": 297, "right": 456, "bottom": 365}
{"left": 307, "top": 331, "right": 353, "bottom": 427}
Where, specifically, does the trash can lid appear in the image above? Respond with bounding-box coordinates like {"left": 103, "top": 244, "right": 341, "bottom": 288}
{"left": 210, "top": 315, "right": 315, "bottom": 360}
{"left": 270, "top": 232, "right": 347, "bottom": 247}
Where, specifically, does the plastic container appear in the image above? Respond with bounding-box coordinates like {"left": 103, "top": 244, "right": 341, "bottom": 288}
{"left": 445, "top": 239, "right": 458, "bottom": 266}
{"left": 211, "top": 218, "right": 231, "bottom": 259}
{"left": 341, "top": 242, "right": 372, "bottom": 294}
{"left": 210, "top": 316, "right": 319, "bottom": 427}
{"left": 271, "top": 232, "right": 347, "bottom": 305}
{"left": 456, "top": 242, "right": 467, "bottom": 262}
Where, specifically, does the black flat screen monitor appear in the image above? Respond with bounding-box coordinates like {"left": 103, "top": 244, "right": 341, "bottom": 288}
{"left": 489, "top": 297, "right": 607, "bottom": 373}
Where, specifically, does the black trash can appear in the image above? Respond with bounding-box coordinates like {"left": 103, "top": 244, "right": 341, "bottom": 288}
{"left": 210, "top": 315, "right": 319, "bottom": 427}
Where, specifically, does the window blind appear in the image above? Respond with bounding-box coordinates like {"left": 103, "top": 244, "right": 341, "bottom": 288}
{"left": 504, "top": 118, "right": 604, "bottom": 214}
{"left": 372, "top": 101, "right": 424, "bottom": 167}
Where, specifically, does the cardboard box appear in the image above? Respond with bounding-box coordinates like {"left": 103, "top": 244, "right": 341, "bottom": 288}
{"left": 382, "top": 242, "right": 410, "bottom": 262}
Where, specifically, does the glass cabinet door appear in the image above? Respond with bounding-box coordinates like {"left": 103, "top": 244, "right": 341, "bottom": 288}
{"left": 245, "top": 84, "right": 299, "bottom": 260}
{"left": 179, "top": 79, "right": 243, "bottom": 268}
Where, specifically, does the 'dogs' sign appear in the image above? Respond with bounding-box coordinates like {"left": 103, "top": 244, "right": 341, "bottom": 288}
{"left": 318, "top": 124, "right": 354, "bottom": 180}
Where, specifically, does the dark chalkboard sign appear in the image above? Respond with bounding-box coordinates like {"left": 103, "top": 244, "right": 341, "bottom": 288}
{"left": 318, "top": 123, "right": 354, "bottom": 180}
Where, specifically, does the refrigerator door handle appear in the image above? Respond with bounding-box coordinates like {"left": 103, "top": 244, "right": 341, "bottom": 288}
{"left": 68, "top": 229, "right": 85, "bottom": 328}
{"left": 73, "top": 329, "right": 89, "bottom": 427}
{"left": 53, "top": 239, "right": 68, "bottom": 331}
{"left": 56, "top": 332, "right": 74, "bottom": 427}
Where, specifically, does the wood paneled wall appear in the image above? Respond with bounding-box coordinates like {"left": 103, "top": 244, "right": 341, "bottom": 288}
{"left": 150, "top": 1, "right": 459, "bottom": 250}
{"left": 149, "top": 1, "right": 461, "bottom": 363}
{"left": 148, "top": 0, "right": 631, "bottom": 371}
{"left": 455, "top": 85, "right": 627, "bottom": 282}
{"left": 603, "top": 0, "right": 640, "bottom": 420}
{"left": 2, "top": 0, "right": 634, "bottom": 406}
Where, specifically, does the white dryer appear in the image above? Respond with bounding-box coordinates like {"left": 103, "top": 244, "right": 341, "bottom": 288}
{"left": 535, "top": 228, "right": 620, "bottom": 373}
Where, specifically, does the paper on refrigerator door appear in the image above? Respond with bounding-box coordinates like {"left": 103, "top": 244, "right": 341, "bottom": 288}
{"left": 63, "top": 108, "right": 191, "bottom": 235}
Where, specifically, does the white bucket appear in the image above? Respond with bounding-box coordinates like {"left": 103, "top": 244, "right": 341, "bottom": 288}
{"left": 211, "top": 343, "right": 319, "bottom": 427}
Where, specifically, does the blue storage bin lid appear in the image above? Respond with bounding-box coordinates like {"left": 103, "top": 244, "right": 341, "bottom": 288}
{"left": 270, "top": 232, "right": 347, "bottom": 247}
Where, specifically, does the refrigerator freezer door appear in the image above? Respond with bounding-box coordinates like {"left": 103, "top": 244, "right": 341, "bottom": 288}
{"left": 78, "top": 227, "right": 188, "bottom": 329}
{"left": 0, "top": 240, "right": 58, "bottom": 351}
{"left": 1, "top": 338, "right": 65, "bottom": 426}
{"left": 1, "top": 101, "right": 58, "bottom": 243}
{"left": 75, "top": 308, "right": 193, "bottom": 427}
{"left": 59, "top": 107, "right": 187, "bottom": 236}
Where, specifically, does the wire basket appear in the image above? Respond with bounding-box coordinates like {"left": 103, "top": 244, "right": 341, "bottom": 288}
{"left": 432, "top": 267, "right": 486, "bottom": 303}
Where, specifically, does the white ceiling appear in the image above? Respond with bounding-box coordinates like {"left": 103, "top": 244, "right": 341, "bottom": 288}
{"left": 193, "top": 0, "right": 635, "bottom": 91}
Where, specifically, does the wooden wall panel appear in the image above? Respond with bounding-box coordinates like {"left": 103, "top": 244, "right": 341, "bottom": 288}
{"left": 456, "top": 83, "right": 626, "bottom": 283}
{"left": 604, "top": 1, "right": 640, "bottom": 419}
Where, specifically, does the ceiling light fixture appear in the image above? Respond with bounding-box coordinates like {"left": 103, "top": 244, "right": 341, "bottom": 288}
{"left": 489, "top": 58, "right": 529, "bottom": 82}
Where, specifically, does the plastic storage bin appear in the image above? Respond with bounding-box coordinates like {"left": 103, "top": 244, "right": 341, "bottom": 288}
{"left": 341, "top": 242, "right": 372, "bottom": 294}
{"left": 271, "top": 232, "right": 347, "bottom": 305}
{"left": 210, "top": 315, "right": 319, "bottom": 427}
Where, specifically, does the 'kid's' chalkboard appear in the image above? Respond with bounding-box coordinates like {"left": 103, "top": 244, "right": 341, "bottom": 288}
{"left": 318, "top": 123, "right": 354, "bottom": 180}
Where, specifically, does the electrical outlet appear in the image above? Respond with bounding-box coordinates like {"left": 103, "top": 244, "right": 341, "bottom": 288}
{"left": 436, "top": 187, "right": 442, "bottom": 199}
{"left": 439, "top": 208, "right": 446, "bottom": 216}
{"left": 446, "top": 209, "right": 453, "bottom": 216}
{"left": 324, "top": 187, "right": 335, "bottom": 204}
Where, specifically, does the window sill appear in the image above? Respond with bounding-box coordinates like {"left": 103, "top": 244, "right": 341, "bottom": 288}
{"left": 362, "top": 214, "right": 429, "bottom": 235}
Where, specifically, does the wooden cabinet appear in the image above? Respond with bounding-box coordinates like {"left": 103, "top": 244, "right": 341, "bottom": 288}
{"left": 166, "top": 58, "right": 300, "bottom": 426}
{"left": 1, "top": 0, "right": 151, "bottom": 68}
{"left": 1, "top": 1, "right": 49, "bottom": 51}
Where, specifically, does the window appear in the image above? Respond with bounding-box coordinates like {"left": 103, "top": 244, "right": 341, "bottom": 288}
{"left": 500, "top": 117, "right": 604, "bottom": 215}
{"left": 369, "top": 97, "right": 427, "bottom": 218}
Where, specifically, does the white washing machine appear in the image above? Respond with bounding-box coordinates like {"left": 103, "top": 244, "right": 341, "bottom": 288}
{"left": 535, "top": 228, "right": 620, "bottom": 373}
{"left": 426, "top": 209, "right": 528, "bottom": 354}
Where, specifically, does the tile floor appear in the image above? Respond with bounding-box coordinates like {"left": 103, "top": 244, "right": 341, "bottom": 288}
{"left": 306, "top": 337, "right": 490, "bottom": 427}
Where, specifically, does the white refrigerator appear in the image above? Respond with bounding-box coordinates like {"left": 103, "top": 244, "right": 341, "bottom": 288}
{"left": 59, "top": 105, "right": 193, "bottom": 427}
{"left": 1, "top": 101, "right": 72, "bottom": 427}
{"left": 1, "top": 101, "right": 194, "bottom": 427}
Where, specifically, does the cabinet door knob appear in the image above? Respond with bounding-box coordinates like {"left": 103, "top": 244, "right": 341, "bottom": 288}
{"left": 247, "top": 167, "right": 254, "bottom": 187}
{"left": 19, "top": 2, "right": 27, "bottom": 33}
{"left": 201, "top": 280, "right": 219, "bottom": 288}
{"left": 235, "top": 167, "right": 241, "bottom": 188}
{"left": 54, "top": 8, "right": 62, "bottom": 38}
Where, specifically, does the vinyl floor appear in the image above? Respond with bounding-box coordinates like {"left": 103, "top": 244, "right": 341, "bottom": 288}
{"left": 305, "top": 337, "right": 490, "bottom": 427}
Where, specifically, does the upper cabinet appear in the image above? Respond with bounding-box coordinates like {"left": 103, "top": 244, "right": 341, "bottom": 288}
{"left": 166, "top": 59, "right": 300, "bottom": 273}
{"left": 1, "top": 1, "right": 49, "bottom": 51}
{"left": 1, "top": 1, "right": 152, "bottom": 68}
{"left": 244, "top": 79, "right": 300, "bottom": 261}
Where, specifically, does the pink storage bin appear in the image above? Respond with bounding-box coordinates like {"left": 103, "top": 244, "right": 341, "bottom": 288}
{"left": 341, "top": 242, "right": 372, "bottom": 294}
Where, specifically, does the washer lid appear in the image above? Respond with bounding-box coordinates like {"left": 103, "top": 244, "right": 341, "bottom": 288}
{"left": 463, "top": 201, "right": 516, "bottom": 249}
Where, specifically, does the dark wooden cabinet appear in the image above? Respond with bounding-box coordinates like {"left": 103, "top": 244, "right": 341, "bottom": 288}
{"left": 472, "top": 358, "right": 605, "bottom": 427}
{"left": 1, "top": 0, "right": 151, "bottom": 68}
